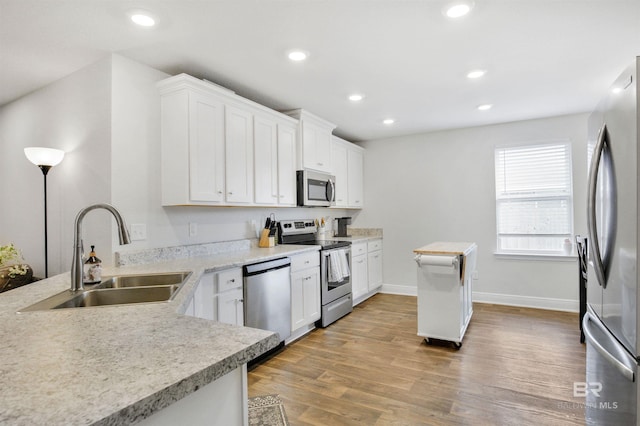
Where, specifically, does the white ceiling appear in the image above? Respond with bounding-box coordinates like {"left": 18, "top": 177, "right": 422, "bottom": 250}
{"left": 1, "top": 0, "right": 639, "bottom": 141}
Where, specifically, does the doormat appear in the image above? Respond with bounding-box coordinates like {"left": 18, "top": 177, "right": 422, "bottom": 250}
{"left": 248, "top": 394, "right": 290, "bottom": 426}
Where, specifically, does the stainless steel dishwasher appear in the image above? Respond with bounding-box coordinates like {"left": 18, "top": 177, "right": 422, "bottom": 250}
{"left": 243, "top": 257, "right": 291, "bottom": 343}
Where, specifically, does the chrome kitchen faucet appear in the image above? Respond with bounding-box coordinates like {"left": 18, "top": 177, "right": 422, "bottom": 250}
{"left": 70, "top": 203, "right": 131, "bottom": 292}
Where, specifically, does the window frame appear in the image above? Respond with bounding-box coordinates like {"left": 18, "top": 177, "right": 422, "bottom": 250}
{"left": 494, "top": 140, "right": 575, "bottom": 257}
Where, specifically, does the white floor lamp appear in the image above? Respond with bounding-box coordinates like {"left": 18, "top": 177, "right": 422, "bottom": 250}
{"left": 24, "top": 147, "right": 65, "bottom": 278}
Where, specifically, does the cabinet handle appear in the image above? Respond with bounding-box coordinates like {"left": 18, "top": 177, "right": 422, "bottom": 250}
{"left": 304, "top": 260, "right": 310, "bottom": 264}
{"left": 355, "top": 200, "right": 360, "bottom": 203}
{"left": 317, "top": 162, "right": 324, "bottom": 166}
{"left": 279, "top": 195, "right": 284, "bottom": 198}
{"left": 229, "top": 279, "right": 235, "bottom": 283}
{"left": 228, "top": 191, "right": 233, "bottom": 195}
{"left": 217, "top": 190, "right": 223, "bottom": 194}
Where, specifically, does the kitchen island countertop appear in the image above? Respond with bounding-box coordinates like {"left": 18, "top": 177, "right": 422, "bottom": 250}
{"left": 0, "top": 243, "right": 319, "bottom": 425}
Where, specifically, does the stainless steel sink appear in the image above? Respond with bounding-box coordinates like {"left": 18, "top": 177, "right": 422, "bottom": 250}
{"left": 52, "top": 285, "right": 179, "bottom": 309}
{"left": 19, "top": 272, "right": 190, "bottom": 312}
{"left": 95, "top": 272, "right": 190, "bottom": 289}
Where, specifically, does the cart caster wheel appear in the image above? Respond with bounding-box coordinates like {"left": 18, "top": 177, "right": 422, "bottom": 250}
{"left": 453, "top": 342, "right": 462, "bottom": 349}
{"left": 424, "top": 338, "right": 431, "bottom": 345}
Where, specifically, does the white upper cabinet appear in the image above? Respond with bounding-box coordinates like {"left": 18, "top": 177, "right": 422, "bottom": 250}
{"left": 160, "top": 87, "right": 225, "bottom": 205}
{"left": 284, "top": 109, "right": 336, "bottom": 174}
{"left": 158, "top": 73, "right": 297, "bottom": 207}
{"left": 332, "top": 141, "right": 348, "bottom": 207}
{"left": 347, "top": 147, "right": 364, "bottom": 207}
{"left": 254, "top": 115, "right": 278, "bottom": 205}
{"left": 276, "top": 124, "right": 297, "bottom": 205}
{"left": 225, "top": 105, "right": 254, "bottom": 203}
{"left": 331, "top": 136, "right": 364, "bottom": 209}
{"left": 254, "top": 114, "right": 297, "bottom": 206}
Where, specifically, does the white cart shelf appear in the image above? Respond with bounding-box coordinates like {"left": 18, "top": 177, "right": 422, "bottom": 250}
{"left": 413, "top": 242, "right": 477, "bottom": 348}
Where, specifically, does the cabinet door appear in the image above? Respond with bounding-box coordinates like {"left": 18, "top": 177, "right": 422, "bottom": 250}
{"left": 367, "top": 250, "right": 383, "bottom": 291}
{"left": 189, "top": 93, "right": 225, "bottom": 203}
{"left": 332, "top": 141, "right": 348, "bottom": 207}
{"left": 351, "top": 254, "right": 368, "bottom": 301}
{"left": 291, "top": 267, "right": 321, "bottom": 331}
{"left": 347, "top": 148, "right": 364, "bottom": 208}
{"left": 217, "top": 288, "right": 244, "bottom": 326}
{"left": 225, "top": 106, "right": 254, "bottom": 203}
{"left": 277, "top": 124, "right": 297, "bottom": 206}
{"left": 254, "top": 115, "right": 278, "bottom": 205}
{"left": 302, "top": 121, "right": 331, "bottom": 173}
{"left": 290, "top": 271, "right": 306, "bottom": 331}
{"left": 302, "top": 267, "right": 321, "bottom": 323}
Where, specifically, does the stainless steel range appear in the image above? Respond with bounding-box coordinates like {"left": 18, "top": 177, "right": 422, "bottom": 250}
{"left": 278, "top": 219, "right": 352, "bottom": 327}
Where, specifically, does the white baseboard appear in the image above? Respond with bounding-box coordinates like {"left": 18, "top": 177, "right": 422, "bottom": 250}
{"left": 380, "top": 283, "right": 417, "bottom": 296}
{"left": 473, "top": 291, "right": 579, "bottom": 313}
{"left": 379, "top": 284, "right": 578, "bottom": 313}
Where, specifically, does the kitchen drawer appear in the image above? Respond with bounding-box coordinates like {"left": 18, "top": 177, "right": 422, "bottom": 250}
{"left": 367, "top": 239, "right": 382, "bottom": 252}
{"left": 290, "top": 251, "right": 320, "bottom": 272}
{"left": 352, "top": 242, "right": 367, "bottom": 257}
{"left": 216, "top": 268, "right": 242, "bottom": 293}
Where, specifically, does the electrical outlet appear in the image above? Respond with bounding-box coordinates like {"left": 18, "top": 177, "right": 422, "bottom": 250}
{"left": 189, "top": 222, "right": 198, "bottom": 237}
{"left": 130, "top": 224, "right": 147, "bottom": 241}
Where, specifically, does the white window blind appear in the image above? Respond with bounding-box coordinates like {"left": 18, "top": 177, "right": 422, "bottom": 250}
{"left": 495, "top": 142, "right": 573, "bottom": 253}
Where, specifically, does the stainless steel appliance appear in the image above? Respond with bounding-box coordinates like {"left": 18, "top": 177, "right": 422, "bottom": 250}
{"left": 584, "top": 57, "right": 639, "bottom": 425}
{"left": 278, "top": 219, "right": 352, "bottom": 327}
{"left": 297, "top": 169, "right": 336, "bottom": 207}
{"left": 243, "top": 257, "right": 291, "bottom": 343}
{"left": 334, "top": 216, "right": 351, "bottom": 237}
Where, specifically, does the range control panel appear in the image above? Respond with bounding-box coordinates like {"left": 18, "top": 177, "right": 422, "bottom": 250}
{"left": 279, "top": 219, "right": 317, "bottom": 236}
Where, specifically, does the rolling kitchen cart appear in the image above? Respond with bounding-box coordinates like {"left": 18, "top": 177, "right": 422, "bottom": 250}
{"left": 414, "top": 242, "right": 477, "bottom": 348}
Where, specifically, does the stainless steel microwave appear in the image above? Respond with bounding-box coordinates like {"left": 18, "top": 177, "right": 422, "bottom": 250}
{"left": 297, "top": 169, "right": 336, "bottom": 207}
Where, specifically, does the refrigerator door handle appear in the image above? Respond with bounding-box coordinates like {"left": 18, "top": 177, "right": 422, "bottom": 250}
{"left": 583, "top": 311, "right": 635, "bottom": 382}
{"left": 587, "top": 123, "right": 610, "bottom": 288}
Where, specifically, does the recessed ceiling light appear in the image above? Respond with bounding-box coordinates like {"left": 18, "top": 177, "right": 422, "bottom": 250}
{"left": 443, "top": 1, "right": 475, "bottom": 18}
{"left": 130, "top": 13, "right": 155, "bottom": 27}
{"left": 287, "top": 50, "right": 309, "bottom": 62}
{"left": 477, "top": 104, "right": 492, "bottom": 111}
{"left": 348, "top": 94, "right": 364, "bottom": 102}
{"left": 467, "top": 69, "right": 486, "bottom": 79}
{"left": 383, "top": 119, "right": 395, "bottom": 125}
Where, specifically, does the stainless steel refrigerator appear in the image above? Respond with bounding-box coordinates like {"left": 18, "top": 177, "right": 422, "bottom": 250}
{"left": 583, "top": 57, "right": 639, "bottom": 425}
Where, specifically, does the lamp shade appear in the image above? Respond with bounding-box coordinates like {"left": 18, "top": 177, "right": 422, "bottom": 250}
{"left": 24, "top": 147, "right": 65, "bottom": 167}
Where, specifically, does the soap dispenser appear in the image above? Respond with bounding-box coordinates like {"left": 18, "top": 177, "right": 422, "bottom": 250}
{"left": 84, "top": 245, "right": 102, "bottom": 284}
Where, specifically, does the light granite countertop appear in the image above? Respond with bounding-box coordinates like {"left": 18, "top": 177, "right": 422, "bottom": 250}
{"left": 317, "top": 227, "right": 383, "bottom": 244}
{"left": 0, "top": 243, "right": 319, "bottom": 426}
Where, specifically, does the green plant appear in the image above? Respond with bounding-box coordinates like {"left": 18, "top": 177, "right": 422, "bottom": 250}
{"left": 0, "top": 244, "right": 29, "bottom": 279}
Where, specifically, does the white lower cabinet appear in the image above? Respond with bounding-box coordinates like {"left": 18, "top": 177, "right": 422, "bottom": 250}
{"left": 289, "top": 251, "right": 321, "bottom": 333}
{"left": 138, "top": 365, "right": 248, "bottom": 426}
{"left": 351, "top": 242, "right": 368, "bottom": 302}
{"left": 352, "top": 239, "right": 384, "bottom": 305}
{"left": 188, "top": 268, "right": 244, "bottom": 326}
{"left": 367, "top": 240, "right": 383, "bottom": 292}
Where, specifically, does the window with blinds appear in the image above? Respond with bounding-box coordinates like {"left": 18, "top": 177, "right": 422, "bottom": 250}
{"left": 494, "top": 141, "right": 574, "bottom": 254}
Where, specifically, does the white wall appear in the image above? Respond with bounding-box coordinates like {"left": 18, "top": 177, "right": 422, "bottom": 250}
{"left": 0, "top": 54, "right": 352, "bottom": 277}
{"left": 355, "top": 113, "right": 589, "bottom": 311}
{"left": 0, "top": 57, "right": 113, "bottom": 277}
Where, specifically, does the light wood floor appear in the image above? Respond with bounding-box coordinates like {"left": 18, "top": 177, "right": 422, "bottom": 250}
{"left": 248, "top": 294, "right": 586, "bottom": 425}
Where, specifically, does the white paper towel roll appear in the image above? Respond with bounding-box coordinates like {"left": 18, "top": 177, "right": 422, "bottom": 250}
{"left": 415, "top": 255, "right": 458, "bottom": 267}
